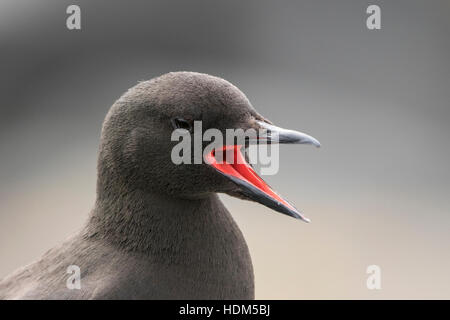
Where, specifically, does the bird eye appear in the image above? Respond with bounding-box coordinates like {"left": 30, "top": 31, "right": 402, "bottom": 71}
{"left": 171, "top": 118, "right": 193, "bottom": 132}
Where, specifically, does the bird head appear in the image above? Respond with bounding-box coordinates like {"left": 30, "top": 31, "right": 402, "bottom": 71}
{"left": 98, "top": 72, "right": 320, "bottom": 222}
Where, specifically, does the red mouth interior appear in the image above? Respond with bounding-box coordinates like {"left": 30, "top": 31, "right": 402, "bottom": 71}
{"left": 205, "top": 145, "right": 295, "bottom": 210}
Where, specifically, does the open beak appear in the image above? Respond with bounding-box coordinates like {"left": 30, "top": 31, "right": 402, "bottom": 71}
{"left": 205, "top": 121, "right": 320, "bottom": 222}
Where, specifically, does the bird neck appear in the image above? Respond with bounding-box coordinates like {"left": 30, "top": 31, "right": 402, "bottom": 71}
{"left": 83, "top": 180, "right": 238, "bottom": 262}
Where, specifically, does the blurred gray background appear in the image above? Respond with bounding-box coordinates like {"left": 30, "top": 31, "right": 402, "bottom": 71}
{"left": 1, "top": 0, "right": 449, "bottom": 299}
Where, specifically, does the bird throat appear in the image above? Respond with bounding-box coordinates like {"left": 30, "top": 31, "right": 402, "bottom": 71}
{"left": 85, "top": 188, "right": 240, "bottom": 263}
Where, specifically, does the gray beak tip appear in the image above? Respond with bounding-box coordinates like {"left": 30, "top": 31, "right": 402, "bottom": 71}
{"left": 312, "top": 139, "right": 321, "bottom": 148}
{"left": 256, "top": 121, "right": 321, "bottom": 149}
{"left": 303, "top": 135, "right": 321, "bottom": 148}
{"left": 292, "top": 210, "right": 311, "bottom": 223}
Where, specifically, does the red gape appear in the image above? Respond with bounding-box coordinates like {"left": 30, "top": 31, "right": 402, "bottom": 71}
{"left": 205, "top": 145, "right": 295, "bottom": 211}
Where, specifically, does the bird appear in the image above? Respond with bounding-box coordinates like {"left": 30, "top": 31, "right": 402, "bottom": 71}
{"left": 0, "top": 72, "right": 320, "bottom": 299}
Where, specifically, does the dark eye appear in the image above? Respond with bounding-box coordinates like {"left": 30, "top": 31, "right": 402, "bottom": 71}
{"left": 171, "top": 117, "right": 193, "bottom": 132}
